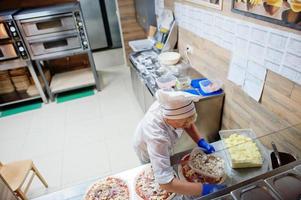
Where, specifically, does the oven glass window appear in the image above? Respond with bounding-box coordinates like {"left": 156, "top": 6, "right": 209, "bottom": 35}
{"left": 36, "top": 19, "right": 62, "bottom": 30}
{"left": 43, "top": 39, "right": 68, "bottom": 49}
{"left": 0, "top": 23, "right": 9, "bottom": 39}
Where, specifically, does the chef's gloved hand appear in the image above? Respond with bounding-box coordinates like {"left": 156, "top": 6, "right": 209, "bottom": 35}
{"left": 202, "top": 184, "right": 226, "bottom": 196}
{"left": 197, "top": 138, "right": 215, "bottom": 154}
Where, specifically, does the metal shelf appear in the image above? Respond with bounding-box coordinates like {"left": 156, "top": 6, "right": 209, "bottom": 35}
{"left": 0, "top": 92, "right": 41, "bottom": 107}
{"left": 50, "top": 68, "right": 95, "bottom": 94}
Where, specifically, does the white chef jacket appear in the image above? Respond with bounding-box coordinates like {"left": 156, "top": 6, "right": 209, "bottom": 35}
{"left": 133, "top": 101, "right": 184, "bottom": 184}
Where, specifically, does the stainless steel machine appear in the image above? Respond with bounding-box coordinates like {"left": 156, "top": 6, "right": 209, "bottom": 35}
{"left": 0, "top": 10, "right": 47, "bottom": 106}
{"left": 14, "top": 3, "right": 101, "bottom": 101}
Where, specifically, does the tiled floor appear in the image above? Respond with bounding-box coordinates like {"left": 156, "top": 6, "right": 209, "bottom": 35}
{"left": 0, "top": 50, "right": 144, "bottom": 199}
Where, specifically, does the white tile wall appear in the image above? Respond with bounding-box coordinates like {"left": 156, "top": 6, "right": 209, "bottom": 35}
{"left": 280, "top": 66, "right": 298, "bottom": 81}
{"left": 268, "top": 32, "right": 288, "bottom": 50}
{"left": 174, "top": 3, "right": 301, "bottom": 101}
{"left": 250, "top": 27, "right": 268, "bottom": 45}
{"left": 264, "top": 60, "right": 281, "bottom": 73}
{"left": 287, "top": 37, "right": 301, "bottom": 55}
{"left": 284, "top": 53, "right": 301, "bottom": 72}
{"left": 266, "top": 48, "right": 284, "bottom": 64}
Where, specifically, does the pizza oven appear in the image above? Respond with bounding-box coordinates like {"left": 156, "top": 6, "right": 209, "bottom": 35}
{"left": 0, "top": 10, "right": 29, "bottom": 61}
{"left": 14, "top": 3, "right": 90, "bottom": 60}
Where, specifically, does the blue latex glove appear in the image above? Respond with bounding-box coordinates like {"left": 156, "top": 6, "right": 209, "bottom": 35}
{"left": 202, "top": 184, "right": 227, "bottom": 196}
{"left": 197, "top": 138, "right": 215, "bottom": 154}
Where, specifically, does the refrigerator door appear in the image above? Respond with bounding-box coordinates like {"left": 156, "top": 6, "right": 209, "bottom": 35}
{"left": 80, "top": 0, "right": 108, "bottom": 50}
{"left": 104, "top": 0, "right": 121, "bottom": 48}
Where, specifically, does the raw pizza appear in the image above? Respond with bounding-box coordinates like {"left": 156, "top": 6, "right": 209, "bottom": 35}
{"left": 84, "top": 177, "right": 129, "bottom": 200}
{"left": 179, "top": 154, "right": 225, "bottom": 184}
{"left": 135, "top": 166, "right": 175, "bottom": 200}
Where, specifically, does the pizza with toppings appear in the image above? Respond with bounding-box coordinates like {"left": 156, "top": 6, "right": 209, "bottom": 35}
{"left": 135, "top": 166, "right": 175, "bottom": 200}
{"left": 179, "top": 154, "right": 225, "bottom": 184}
{"left": 84, "top": 177, "right": 129, "bottom": 200}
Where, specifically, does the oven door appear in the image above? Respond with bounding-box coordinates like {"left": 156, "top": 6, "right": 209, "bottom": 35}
{"left": 28, "top": 32, "right": 81, "bottom": 56}
{"left": 0, "top": 23, "right": 10, "bottom": 39}
{"left": 20, "top": 13, "right": 76, "bottom": 37}
{"left": 0, "top": 43, "right": 18, "bottom": 61}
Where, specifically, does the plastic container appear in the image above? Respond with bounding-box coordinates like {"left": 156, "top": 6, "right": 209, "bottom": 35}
{"left": 175, "top": 77, "right": 191, "bottom": 90}
{"left": 129, "top": 39, "right": 154, "bottom": 52}
{"left": 199, "top": 79, "right": 223, "bottom": 94}
{"left": 188, "top": 147, "right": 226, "bottom": 181}
{"left": 158, "top": 52, "right": 181, "bottom": 65}
{"left": 156, "top": 74, "right": 177, "bottom": 89}
{"left": 219, "top": 129, "right": 270, "bottom": 172}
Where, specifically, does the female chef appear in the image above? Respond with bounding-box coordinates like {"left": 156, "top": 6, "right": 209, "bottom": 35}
{"left": 133, "top": 89, "right": 225, "bottom": 197}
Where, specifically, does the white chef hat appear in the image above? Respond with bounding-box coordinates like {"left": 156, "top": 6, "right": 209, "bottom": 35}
{"left": 156, "top": 89, "right": 201, "bottom": 119}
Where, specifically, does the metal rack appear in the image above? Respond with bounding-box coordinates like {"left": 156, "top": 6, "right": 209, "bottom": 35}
{"left": 0, "top": 10, "right": 47, "bottom": 107}
{"left": 14, "top": 3, "right": 101, "bottom": 102}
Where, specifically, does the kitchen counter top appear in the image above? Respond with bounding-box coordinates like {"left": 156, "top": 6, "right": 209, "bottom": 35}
{"left": 33, "top": 124, "right": 301, "bottom": 200}
{"left": 129, "top": 50, "right": 223, "bottom": 98}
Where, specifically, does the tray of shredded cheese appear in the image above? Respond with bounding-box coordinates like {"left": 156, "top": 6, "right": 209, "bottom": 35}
{"left": 219, "top": 129, "right": 271, "bottom": 182}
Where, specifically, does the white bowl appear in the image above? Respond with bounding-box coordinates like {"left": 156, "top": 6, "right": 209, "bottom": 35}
{"left": 158, "top": 52, "right": 181, "bottom": 65}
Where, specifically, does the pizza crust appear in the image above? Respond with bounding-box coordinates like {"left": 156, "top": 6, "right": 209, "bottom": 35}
{"left": 134, "top": 166, "right": 176, "bottom": 200}
{"left": 84, "top": 177, "right": 129, "bottom": 200}
{"left": 178, "top": 154, "right": 226, "bottom": 184}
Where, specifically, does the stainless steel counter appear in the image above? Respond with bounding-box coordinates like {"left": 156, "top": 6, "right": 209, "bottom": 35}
{"left": 129, "top": 50, "right": 224, "bottom": 142}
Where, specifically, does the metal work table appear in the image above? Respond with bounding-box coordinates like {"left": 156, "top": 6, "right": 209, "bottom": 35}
{"left": 129, "top": 50, "right": 224, "bottom": 142}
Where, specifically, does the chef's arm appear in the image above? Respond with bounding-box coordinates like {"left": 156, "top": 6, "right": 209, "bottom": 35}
{"left": 184, "top": 123, "right": 202, "bottom": 143}
{"left": 185, "top": 123, "right": 216, "bottom": 154}
{"left": 160, "top": 177, "right": 202, "bottom": 196}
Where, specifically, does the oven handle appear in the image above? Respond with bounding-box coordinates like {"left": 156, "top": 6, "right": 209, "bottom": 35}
{"left": 28, "top": 32, "right": 78, "bottom": 44}
{"left": 19, "top": 13, "right": 74, "bottom": 24}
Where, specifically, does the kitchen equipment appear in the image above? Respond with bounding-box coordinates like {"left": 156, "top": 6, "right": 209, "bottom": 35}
{"left": 270, "top": 148, "right": 296, "bottom": 169}
{"left": 79, "top": 0, "right": 107, "bottom": 50}
{"left": 231, "top": 180, "right": 281, "bottom": 200}
{"left": 156, "top": 74, "right": 177, "bottom": 89}
{"left": 80, "top": 0, "right": 122, "bottom": 50}
{"left": 0, "top": 10, "right": 47, "bottom": 106}
{"left": 271, "top": 142, "right": 282, "bottom": 167}
{"left": 265, "top": 170, "right": 301, "bottom": 200}
{"left": 14, "top": 3, "right": 101, "bottom": 101}
{"left": 0, "top": 11, "right": 28, "bottom": 61}
{"left": 158, "top": 52, "right": 181, "bottom": 65}
{"left": 14, "top": 3, "right": 91, "bottom": 60}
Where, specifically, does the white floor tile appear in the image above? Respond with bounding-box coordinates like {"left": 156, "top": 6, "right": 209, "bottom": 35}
{"left": 21, "top": 129, "right": 65, "bottom": 159}
{"left": 93, "top": 49, "right": 125, "bottom": 70}
{"left": 0, "top": 63, "right": 144, "bottom": 199}
{"left": 65, "top": 95, "right": 102, "bottom": 124}
{"left": 0, "top": 138, "right": 25, "bottom": 163}
{"left": 27, "top": 151, "right": 63, "bottom": 198}
{"left": 0, "top": 111, "right": 33, "bottom": 141}
{"left": 62, "top": 140, "right": 111, "bottom": 187}
{"left": 105, "top": 138, "right": 141, "bottom": 174}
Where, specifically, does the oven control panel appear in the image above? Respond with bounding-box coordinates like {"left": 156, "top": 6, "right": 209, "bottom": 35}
{"left": 6, "top": 21, "right": 19, "bottom": 39}
{"left": 6, "top": 20, "right": 28, "bottom": 59}
{"left": 74, "top": 11, "right": 89, "bottom": 50}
